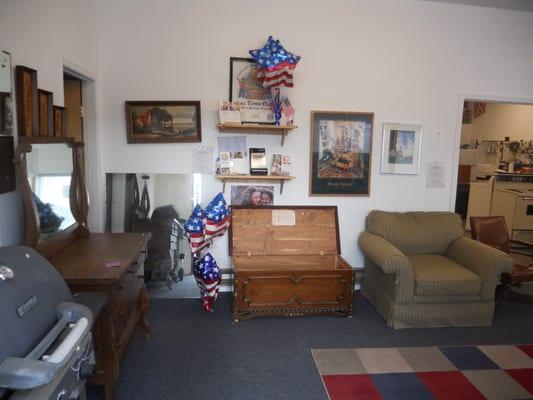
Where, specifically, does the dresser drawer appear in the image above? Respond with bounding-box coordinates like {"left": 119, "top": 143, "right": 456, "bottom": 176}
{"left": 111, "top": 250, "right": 146, "bottom": 347}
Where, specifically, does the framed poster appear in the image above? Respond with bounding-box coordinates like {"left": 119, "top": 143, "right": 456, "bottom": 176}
{"left": 125, "top": 100, "right": 202, "bottom": 144}
{"left": 381, "top": 123, "right": 422, "bottom": 175}
{"left": 229, "top": 57, "right": 273, "bottom": 124}
{"left": 309, "top": 111, "right": 374, "bottom": 196}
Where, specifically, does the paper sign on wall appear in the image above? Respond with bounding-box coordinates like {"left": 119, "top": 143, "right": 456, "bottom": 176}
{"left": 272, "top": 209, "right": 296, "bottom": 226}
{"left": 426, "top": 161, "right": 447, "bottom": 189}
{"left": 191, "top": 145, "right": 214, "bottom": 174}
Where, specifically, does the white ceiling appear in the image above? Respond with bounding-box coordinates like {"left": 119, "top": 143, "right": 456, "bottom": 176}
{"left": 424, "top": 0, "right": 533, "bottom": 13}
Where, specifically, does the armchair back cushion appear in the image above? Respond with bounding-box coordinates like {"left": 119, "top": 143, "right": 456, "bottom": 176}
{"left": 366, "top": 211, "right": 463, "bottom": 255}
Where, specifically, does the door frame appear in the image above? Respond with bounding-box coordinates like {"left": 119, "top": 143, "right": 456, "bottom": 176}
{"left": 61, "top": 56, "right": 104, "bottom": 232}
{"left": 450, "top": 92, "right": 533, "bottom": 211}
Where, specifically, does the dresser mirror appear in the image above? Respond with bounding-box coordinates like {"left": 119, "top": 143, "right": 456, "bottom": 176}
{"left": 15, "top": 139, "right": 89, "bottom": 257}
{"left": 27, "top": 143, "right": 75, "bottom": 237}
{"left": 0, "top": 50, "right": 13, "bottom": 135}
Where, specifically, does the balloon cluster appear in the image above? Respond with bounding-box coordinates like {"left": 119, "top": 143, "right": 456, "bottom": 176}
{"left": 249, "top": 35, "right": 301, "bottom": 89}
{"left": 183, "top": 193, "right": 230, "bottom": 312}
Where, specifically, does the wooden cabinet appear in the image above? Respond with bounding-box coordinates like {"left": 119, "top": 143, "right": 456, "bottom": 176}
{"left": 48, "top": 232, "right": 150, "bottom": 400}
{"left": 230, "top": 206, "right": 354, "bottom": 321}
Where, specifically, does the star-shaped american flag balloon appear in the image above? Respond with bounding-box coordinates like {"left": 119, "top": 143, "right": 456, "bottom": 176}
{"left": 249, "top": 36, "right": 301, "bottom": 88}
{"left": 183, "top": 193, "right": 231, "bottom": 312}
{"left": 193, "top": 253, "right": 221, "bottom": 313}
{"left": 183, "top": 204, "right": 207, "bottom": 252}
{"left": 204, "top": 192, "right": 230, "bottom": 241}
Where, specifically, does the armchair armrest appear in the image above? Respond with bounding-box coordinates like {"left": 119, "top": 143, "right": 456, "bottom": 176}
{"left": 358, "top": 232, "right": 412, "bottom": 275}
{"left": 447, "top": 237, "right": 513, "bottom": 301}
{"left": 358, "top": 232, "right": 415, "bottom": 302}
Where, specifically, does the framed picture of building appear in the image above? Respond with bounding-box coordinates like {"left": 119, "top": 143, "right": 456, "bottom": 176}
{"left": 125, "top": 100, "right": 202, "bottom": 144}
{"left": 381, "top": 123, "right": 422, "bottom": 175}
{"left": 309, "top": 111, "right": 374, "bottom": 196}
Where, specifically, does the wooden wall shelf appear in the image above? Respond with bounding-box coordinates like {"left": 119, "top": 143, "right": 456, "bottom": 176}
{"left": 216, "top": 123, "right": 297, "bottom": 146}
{"left": 216, "top": 174, "right": 294, "bottom": 194}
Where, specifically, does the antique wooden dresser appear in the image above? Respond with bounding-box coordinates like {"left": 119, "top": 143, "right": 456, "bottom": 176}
{"left": 230, "top": 206, "right": 354, "bottom": 321}
{"left": 48, "top": 233, "right": 150, "bottom": 400}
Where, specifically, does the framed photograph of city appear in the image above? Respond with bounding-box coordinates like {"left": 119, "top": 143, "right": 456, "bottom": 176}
{"left": 125, "top": 100, "right": 201, "bottom": 144}
{"left": 381, "top": 123, "right": 422, "bottom": 175}
{"left": 309, "top": 111, "right": 374, "bottom": 196}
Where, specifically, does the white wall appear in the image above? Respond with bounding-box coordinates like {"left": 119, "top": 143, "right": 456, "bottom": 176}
{"left": 97, "top": 0, "right": 533, "bottom": 269}
{"left": 471, "top": 103, "right": 533, "bottom": 141}
{"left": 0, "top": 0, "right": 98, "bottom": 246}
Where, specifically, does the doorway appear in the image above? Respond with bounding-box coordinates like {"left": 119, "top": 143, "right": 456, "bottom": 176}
{"left": 63, "top": 73, "right": 84, "bottom": 142}
{"left": 453, "top": 98, "right": 533, "bottom": 228}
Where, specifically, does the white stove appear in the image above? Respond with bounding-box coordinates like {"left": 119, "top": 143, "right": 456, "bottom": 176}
{"left": 491, "top": 174, "right": 533, "bottom": 240}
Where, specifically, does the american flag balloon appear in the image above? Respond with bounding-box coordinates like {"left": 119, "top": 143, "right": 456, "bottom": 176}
{"left": 249, "top": 36, "right": 301, "bottom": 88}
{"left": 204, "top": 192, "right": 230, "bottom": 241}
{"left": 184, "top": 194, "right": 230, "bottom": 312}
{"left": 193, "top": 253, "right": 221, "bottom": 313}
{"left": 183, "top": 204, "right": 207, "bottom": 252}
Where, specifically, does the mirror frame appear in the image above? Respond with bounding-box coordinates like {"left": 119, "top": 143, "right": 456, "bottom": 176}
{"left": 14, "top": 138, "right": 89, "bottom": 258}
{"left": 0, "top": 50, "right": 13, "bottom": 136}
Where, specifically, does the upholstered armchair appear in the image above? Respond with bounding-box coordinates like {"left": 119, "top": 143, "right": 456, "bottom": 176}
{"left": 358, "top": 211, "right": 513, "bottom": 329}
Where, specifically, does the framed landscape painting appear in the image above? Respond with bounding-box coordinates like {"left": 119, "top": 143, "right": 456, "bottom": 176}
{"left": 309, "top": 111, "right": 374, "bottom": 196}
{"left": 381, "top": 123, "right": 422, "bottom": 175}
{"left": 125, "top": 100, "right": 201, "bottom": 144}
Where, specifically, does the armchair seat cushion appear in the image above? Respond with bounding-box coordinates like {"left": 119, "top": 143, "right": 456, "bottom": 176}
{"left": 410, "top": 255, "right": 481, "bottom": 297}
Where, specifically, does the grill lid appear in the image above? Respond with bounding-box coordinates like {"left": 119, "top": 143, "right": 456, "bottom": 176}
{"left": 0, "top": 246, "right": 72, "bottom": 364}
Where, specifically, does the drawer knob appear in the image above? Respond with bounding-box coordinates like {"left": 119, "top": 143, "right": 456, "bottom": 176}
{"left": 128, "top": 261, "right": 139, "bottom": 274}
{"left": 117, "top": 284, "right": 124, "bottom": 290}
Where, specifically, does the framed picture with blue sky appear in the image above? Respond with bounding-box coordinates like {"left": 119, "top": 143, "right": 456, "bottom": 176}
{"left": 381, "top": 122, "right": 422, "bottom": 175}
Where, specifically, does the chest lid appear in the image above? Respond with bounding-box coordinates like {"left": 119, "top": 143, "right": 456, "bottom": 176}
{"left": 230, "top": 206, "right": 340, "bottom": 256}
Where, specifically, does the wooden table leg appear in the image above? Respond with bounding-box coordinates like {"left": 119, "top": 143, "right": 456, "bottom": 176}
{"left": 138, "top": 287, "right": 151, "bottom": 338}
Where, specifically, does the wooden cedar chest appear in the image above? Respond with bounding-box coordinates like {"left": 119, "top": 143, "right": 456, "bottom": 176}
{"left": 230, "top": 206, "right": 354, "bottom": 321}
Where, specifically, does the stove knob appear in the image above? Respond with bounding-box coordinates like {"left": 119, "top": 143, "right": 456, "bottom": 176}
{"left": 79, "top": 361, "right": 95, "bottom": 379}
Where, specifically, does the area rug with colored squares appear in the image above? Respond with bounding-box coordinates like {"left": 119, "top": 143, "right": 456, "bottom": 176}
{"left": 312, "top": 344, "right": 533, "bottom": 400}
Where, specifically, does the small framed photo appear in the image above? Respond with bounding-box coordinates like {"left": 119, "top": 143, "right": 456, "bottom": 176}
{"left": 125, "top": 100, "right": 201, "bottom": 144}
{"left": 381, "top": 123, "right": 422, "bottom": 175}
{"left": 231, "top": 185, "right": 274, "bottom": 206}
{"left": 309, "top": 111, "right": 374, "bottom": 196}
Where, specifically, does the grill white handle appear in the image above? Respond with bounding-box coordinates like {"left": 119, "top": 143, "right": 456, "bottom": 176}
{"left": 43, "top": 317, "right": 88, "bottom": 364}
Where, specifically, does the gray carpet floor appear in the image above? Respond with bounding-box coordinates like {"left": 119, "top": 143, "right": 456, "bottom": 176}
{"left": 88, "top": 291, "right": 533, "bottom": 400}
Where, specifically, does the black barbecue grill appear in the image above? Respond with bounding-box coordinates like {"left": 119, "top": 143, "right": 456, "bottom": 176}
{"left": 0, "top": 246, "right": 96, "bottom": 400}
